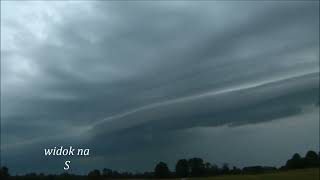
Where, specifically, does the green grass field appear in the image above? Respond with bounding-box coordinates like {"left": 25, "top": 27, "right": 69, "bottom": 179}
{"left": 188, "top": 168, "right": 319, "bottom": 180}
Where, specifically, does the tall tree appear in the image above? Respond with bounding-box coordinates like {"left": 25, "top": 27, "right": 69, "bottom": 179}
{"left": 175, "top": 159, "right": 189, "bottom": 177}
{"left": 286, "top": 153, "right": 302, "bottom": 169}
{"left": 154, "top": 162, "right": 170, "bottom": 178}
{"left": 304, "top": 150, "right": 319, "bottom": 167}
{"left": 305, "top": 151, "right": 318, "bottom": 160}
{"left": 188, "top": 158, "right": 205, "bottom": 177}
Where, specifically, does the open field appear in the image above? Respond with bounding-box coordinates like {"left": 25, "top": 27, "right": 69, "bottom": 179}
{"left": 188, "top": 168, "right": 319, "bottom": 180}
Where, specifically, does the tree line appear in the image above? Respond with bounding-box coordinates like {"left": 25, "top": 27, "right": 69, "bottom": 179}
{"left": 1, "top": 150, "right": 319, "bottom": 180}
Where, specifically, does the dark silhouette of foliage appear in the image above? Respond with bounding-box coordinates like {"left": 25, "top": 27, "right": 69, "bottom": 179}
{"left": 285, "top": 151, "right": 320, "bottom": 169}
{"left": 230, "top": 166, "right": 241, "bottom": 174}
{"left": 304, "top": 150, "right": 320, "bottom": 167}
{"left": 0, "top": 166, "right": 10, "bottom": 180}
{"left": 243, "top": 166, "right": 277, "bottom": 174}
{"left": 188, "top": 158, "right": 205, "bottom": 177}
{"left": 175, "top": 159, "right": 189, "bottom": 177}
{"left": 102, "top": 168, "right": 112, "bottom": 177}
{"left": 154, "top": 162, "right": 170, "bottom": 178}
{"left": 2, "top": 149, "right": 320, "bottom": 179}
{"left": 207, "top": 164, "right": 219, "bottom": 176}
{"left": 305, "top": 150, "right": 318, "bottom": 160}
{"left": 87, "top": 169, "right": 100, "bottom": 180}
{"left": 221, "top": 163, "right": 230, "bottom": 174}
{"left": 286, "top": 153, "right": 303, "bottom": 169}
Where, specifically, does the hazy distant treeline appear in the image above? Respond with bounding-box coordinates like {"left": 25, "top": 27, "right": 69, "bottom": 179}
{"left": 1, "top": 150, "right": 319, "bottom": 180}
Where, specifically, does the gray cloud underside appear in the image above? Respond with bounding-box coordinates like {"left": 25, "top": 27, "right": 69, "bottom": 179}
{"left": 1, "top": 1, "right": 319, "bottom": 174}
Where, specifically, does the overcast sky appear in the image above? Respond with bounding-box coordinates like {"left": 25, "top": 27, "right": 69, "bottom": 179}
{"left": 1, "top": 1, "right": 319, "bottom": 175}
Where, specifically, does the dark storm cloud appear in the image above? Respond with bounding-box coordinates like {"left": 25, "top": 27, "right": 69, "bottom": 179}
{"left": 1, "top": 0, "right": 319, "bottom": 174}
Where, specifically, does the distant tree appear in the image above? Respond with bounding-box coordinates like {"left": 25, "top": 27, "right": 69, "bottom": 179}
{"left": 243, "top": 166, "right": 260, "bottom": 173}
{"left": 231, "top": 166, "right": 241, "bottom": 174}
{"left": 188, "top": 158, "right": 205, "bottom": 177}
{"left": 154, "top": 162, "right": 170, "bottom": 178}
{"left": 25, "top": 172, "right": 37, "bottom": 177}
{"left": 279, "top": 166, "right": 288, "bottom": 170}
{"left": 304, "top": 150, "right": 320, "bottom": 167}
{"left": 208, "top": 164, "right": 219, "bottom": 176}
{"left": 305, "top": 151, "right": 318, "bottom": 161}
{"left": 102, "top": 168, "right": 113, "bottom": 177}
{"left": 88, "top": 169, "right": 100, "bottom": 179}
{"left": 242, "top": 166, "right": 276, "bottom": 174}
{"left": 204, "top": 162, "right": 211, "bottom": 169}
{"left": 293, "top": 153, "right": 301, "bottom": 160}
{"left": 0, "top": 166, "right": 9, "bottom": 180}
{"left": 142, "top": 171, "right": 153, "bottom": 178}
{"left": 203, "top": 162, "right": 212, "bottom": 176}
{"left": 221, "top": 163, "right": 230, "bottom": 174}
{"left": 175, "top": 159, "right": 189, "bottom": 177}
{"left": 286, "top": 153, "right": 302, "bottom": 169}
{"left": 112, "top": 170, "right": 120, "bottom": 178}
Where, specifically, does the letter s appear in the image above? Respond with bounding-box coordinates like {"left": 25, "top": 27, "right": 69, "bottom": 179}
{"left": 64, "top": 160, "right": 71, "bottom": 170}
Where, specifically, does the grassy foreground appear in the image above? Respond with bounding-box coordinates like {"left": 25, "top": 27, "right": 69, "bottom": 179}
{"left": 189, "top": 168, "right": 319, "bottom": 180}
